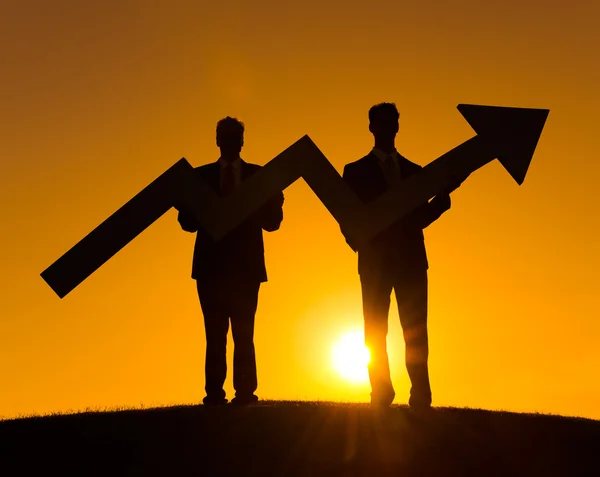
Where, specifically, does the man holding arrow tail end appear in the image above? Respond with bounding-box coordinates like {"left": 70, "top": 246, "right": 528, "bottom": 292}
{"left": 176, "top": 117, "right": 284, "bottom": 406}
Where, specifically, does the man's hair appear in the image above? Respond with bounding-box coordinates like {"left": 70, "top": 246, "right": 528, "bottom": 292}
{"left": 368, "top": 103, "right": 400, "bottom": 123}
{"left": 216, "top": 116, "right": 245, "bottom": 138}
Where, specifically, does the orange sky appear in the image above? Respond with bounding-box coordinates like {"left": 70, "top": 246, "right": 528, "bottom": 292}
{"left": 1, "top": 1, "right": 599, "bottom": 420}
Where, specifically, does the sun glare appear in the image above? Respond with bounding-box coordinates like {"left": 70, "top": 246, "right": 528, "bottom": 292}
{"left": 331, "top": 330, "right": 370, "bottom": 383}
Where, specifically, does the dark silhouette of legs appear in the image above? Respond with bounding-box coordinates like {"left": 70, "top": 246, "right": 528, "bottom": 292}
{"left": 394, "top": 269, "right": 432, "bottom": 409}
{"left": 197, "top": 278, "right": 261, "bottom": 406}
{"left": 360, "top": 272, "right": 395, "bottom": 407}
{"left": 230, "top": 281, "right": 260, "bottom": 405}
{"left": 197, "top": 280, "right": 229, "bottom": 405}
{"left": 360, "top": 268, "right": 432, "bottom": 409}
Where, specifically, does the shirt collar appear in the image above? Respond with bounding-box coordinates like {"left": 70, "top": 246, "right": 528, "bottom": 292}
{"left": 372, "top": 148, "right": 399, "bottom": 164}
{"left": 218, "top": 157, "right": 242, "bottom": 170}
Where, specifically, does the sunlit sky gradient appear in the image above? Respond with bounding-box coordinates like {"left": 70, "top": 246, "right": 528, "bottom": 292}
{"left": 1, "top": 1, "right": 599, "bottom": 420}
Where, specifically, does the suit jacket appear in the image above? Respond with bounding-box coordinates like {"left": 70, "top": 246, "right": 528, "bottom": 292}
{"left": 342, "top": 152, "right": 449, "bottom": 277}
{"left": 177, "top": 160, "right": 284, "bottom": 283}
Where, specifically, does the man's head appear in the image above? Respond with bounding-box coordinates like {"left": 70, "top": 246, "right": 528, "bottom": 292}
{"left": 216, "top": 116, "right": 244, "bottom": 158}
{"left": 368, "top": 102, "right": 400, "bottom": 143}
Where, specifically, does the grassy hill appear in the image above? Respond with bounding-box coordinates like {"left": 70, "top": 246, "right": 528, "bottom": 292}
{"left": 1, "top": 401, "right": 598, "bottom": 476}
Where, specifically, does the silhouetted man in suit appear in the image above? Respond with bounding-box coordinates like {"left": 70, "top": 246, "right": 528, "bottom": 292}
{"left": 342, "top": 103, "right": 461, "bottom": 410}
{"left": 176, "top": 117, "right": 284, "bottom": 406}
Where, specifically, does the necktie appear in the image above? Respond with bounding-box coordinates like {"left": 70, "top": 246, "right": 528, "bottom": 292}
{"left": 383, "top": 155, "right": 401, "bottom": 186}
{"left": 222, "top": 164, "right": 236, "bottom": 195}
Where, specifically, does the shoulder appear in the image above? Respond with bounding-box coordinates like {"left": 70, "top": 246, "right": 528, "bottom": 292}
{"left": 196, "top": 162, "right": 217, "bottom": 171}
{"left": 398, "top": 154, "right": 422, "bottom": 172}
{"left": 194, "top": 162, "right": 219, "bottom": 179}
{"left": 241, "top": 161, "right": 262, "bottom": 177}
{"left": 344, "top": 153, "right": 374, "bottom": 174}
{"left": 241, "top": 161, "right": 261, "bottom": 170}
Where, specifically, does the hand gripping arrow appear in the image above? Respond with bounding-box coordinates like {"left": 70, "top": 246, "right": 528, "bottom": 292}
{"left": 41, "top": 104, "right": 549, "bottom": 298}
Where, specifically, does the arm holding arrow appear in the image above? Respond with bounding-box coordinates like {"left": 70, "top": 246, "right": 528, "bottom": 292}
{"left": 174, "top": 166, "right": 202, "bottom": 233}
{"left": 402, "top": 168, "right": 467, "bottom": 230}
{"left": 176, "top": 205, "right": 201, "bottom": 233}
{"left": 340, "top": 162, "right": 365, "bottom": 252}
{"left": 402, "top": 192, "right": 450, "bottom": 230}
{"left": 256, "top": 191, "right": 284, "bottom": 232}
{"left": 340, "top": 160, "right": 464, "bottom": 251}
{"left": 176, "top": 201, "right": 217, "bottom": 250}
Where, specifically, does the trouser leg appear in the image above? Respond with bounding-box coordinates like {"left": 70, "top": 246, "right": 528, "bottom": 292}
{"left": 230, "top": 281, "right": 261, "bottom": 398}
{"left": 394, "top": 269, "right": 431, "bottom": 408}
{"left": 197, "top": 280, "right": 230, "bottom": 401}
{"left": 360, "top": 272, "right": 395, "bottom": 405}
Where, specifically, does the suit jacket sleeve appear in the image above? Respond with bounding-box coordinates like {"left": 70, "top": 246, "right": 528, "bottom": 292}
{"left": 403, "top": 194, "right": 450, "bottom": 230}
{"left": 340, "top": 164, "right": 360, "bottom": 252}
{"left": 400, "top": 163, "right": 450, "bottom": 230}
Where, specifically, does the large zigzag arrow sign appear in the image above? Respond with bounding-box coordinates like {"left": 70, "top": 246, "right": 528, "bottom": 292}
{"left": 41, "top": 104, "right": 549, "bottom": 298}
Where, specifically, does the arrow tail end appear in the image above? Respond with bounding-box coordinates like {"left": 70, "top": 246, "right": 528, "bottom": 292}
{"left": 40, "top": 270, "right": 69, "bottom": 299}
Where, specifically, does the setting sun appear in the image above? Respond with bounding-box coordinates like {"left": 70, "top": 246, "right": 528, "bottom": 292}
{"left": 331, "top": 331, "right": 371, "bottom": 383}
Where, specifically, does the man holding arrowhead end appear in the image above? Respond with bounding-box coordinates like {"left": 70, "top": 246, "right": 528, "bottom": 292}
{"left": 176, "top": 117, "right": 284, "bottom": 406}
{"left": 341, "top": 102, "right": 463, "bottom": 410}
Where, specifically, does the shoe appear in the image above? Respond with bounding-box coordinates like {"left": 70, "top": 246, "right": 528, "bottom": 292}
{"left": 408, "top": 395, "right": 431, "bottom": 411}
{"left": 409, "top": 387, "right": 431, "bottom": 407}
{"left": 370, "top": 391, "right": 394, "bottom": 409}
{"left": 410, "top": 402, "right": 431, "bottom": 411}
{"left": 230, "top": 394, "right": 259, "bottom": 406}
{"left": 408, "top": 398, "right": 434, "bottom": 420}
{"left": 370, "top": 399, "right": 392, "bottom": 409}
{"left": 408, "top": 405, "right": 435, "bottom": 422}
{"left": 203, "top": 395, "right": 228, "bottom": 406}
